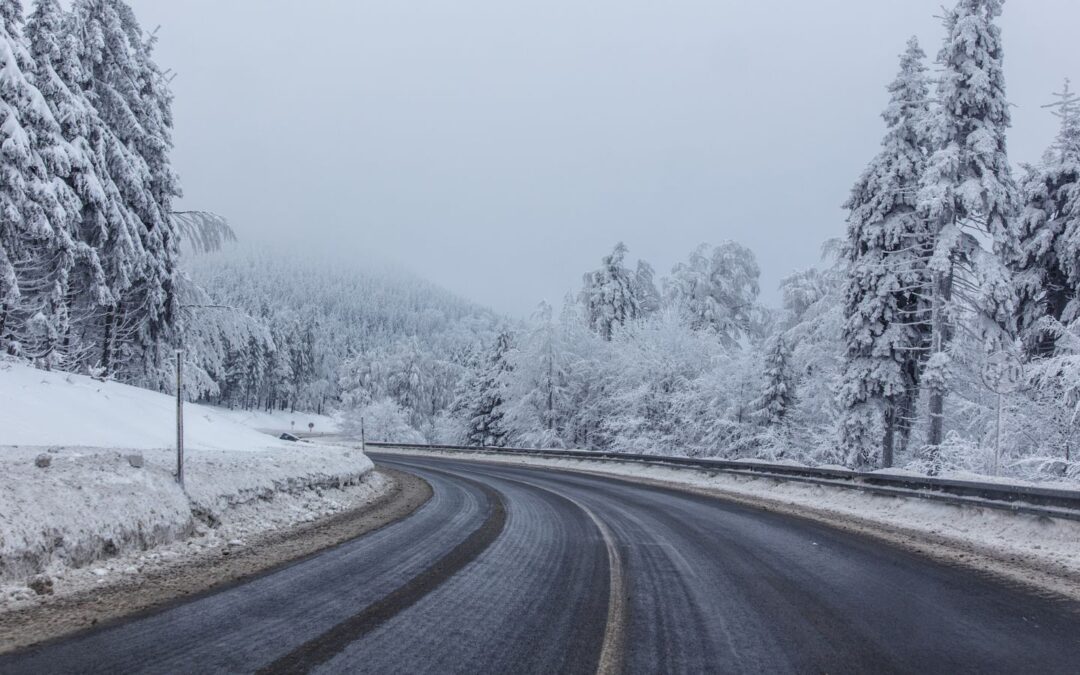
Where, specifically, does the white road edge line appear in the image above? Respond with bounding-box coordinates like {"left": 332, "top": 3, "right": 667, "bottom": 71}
{"left": 492, "top": 475, "right": 627, "bottom": 675}
{"left": 584, "top": 500, "right": 626, "bottom": 675}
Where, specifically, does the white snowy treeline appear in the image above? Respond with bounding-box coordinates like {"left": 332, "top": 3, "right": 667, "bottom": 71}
{"left": 445, "top": 241, "right": 777, "bottom": 457}
{"left": 449, "top": 0, "right": 1080, "bottom": 482}
{"left": 0, "top": 0, "right": 184, "bottom": 385}
{"left": 185, "top": 245, "right": 504, "bottom": 438}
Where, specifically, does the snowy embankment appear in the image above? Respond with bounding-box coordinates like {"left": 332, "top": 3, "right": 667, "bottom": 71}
{"left": 0, "top": 360, "right": 374, "bottom": 596}
{"left": 375, "top": 447, "right": 1080, "bottom": 597}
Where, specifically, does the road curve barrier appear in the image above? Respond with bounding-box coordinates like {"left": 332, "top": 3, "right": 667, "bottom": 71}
{"left": 366, "top": 442, "right": 1080, "bottom": 522}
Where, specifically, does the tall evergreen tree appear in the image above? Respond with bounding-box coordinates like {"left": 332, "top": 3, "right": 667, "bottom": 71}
{"left": 461, "top": 331, "right": 514, "bottom": 447}
{"left": 1011, "top": 79, "right": 1080, "bottom": 354}
{"left": 753, "top": 334, "right": 794, "bottom": 427}
{"left": 0, "top": 0, "right": 78, "bottom": 365}
{"left": 24, "top": 0, "right": 113, "bottom": 366}
{"left": 917, "top": 0, "right": 1018, "bottom": 451}
{"left": 839, "top": 37, "right": 933, "bottom": 468}
{"left": 69, "top": 0, "right": 181, "bottom": 379}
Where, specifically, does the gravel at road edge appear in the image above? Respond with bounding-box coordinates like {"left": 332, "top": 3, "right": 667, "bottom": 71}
{"left": 0, "top": 468, "right": 432, "bottom": 654}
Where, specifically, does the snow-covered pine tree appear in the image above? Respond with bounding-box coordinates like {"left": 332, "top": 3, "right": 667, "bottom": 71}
{"left": 838, "top": 37, "right": 933, "bottom": 468}
{"left": 0, "top": 0, "right": 81, "bottom": 366}
{"left": 23, "top": 0, "right": 113, "bottom": 367}
{"left": 579, "top": 242, "right": 640, "bottom": 341}
{"left": 1011, "top": 80, "right": 1080, "bottom": 355}
{"left": 69, "top": 0, "right": 181, "bottom": 380}
{"left": 917, "top": 0, "right": 1018, "bottom": 451}
{"left": 463, "top": 331, "right": 513, "bottom": 447}
{"left": 753, "top": 334, "right": 794, "bottom": 427}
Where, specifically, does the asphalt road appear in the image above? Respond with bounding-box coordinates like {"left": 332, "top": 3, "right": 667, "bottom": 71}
{"left": 3, "top": 452, "right": 1080, "bottom": 674}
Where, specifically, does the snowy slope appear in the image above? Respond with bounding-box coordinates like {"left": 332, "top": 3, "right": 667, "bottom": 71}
{"left": 0, "top": 359, "right": 375, "bottom": 588}
{"left": 211, "top": 407, "right": 340, "bottom": 436}
{"left": 0, "top": 359, "right": 292, "bottom": 451}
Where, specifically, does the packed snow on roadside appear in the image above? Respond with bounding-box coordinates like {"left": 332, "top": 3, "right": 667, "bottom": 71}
{"left": 0, "top": 360, "right": 377, "bottom": 600}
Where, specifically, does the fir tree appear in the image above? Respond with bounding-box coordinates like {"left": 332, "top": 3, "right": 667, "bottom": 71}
{"left": 69, "top": 0, "right": 181, "bottom": 378}
{"left": 839, "top": 37, "right": 933, "bottom": 468}
{"left": 24, "top": 0, "right": 111, "bottom": 367}
{"left": 0, "top": 0, "right": 77, "bottom": 365}
{"left": 1011, "top": 79, "right": 1080, "bottom": 355}
{"left": 463, "top": 331, "right": 513, "bottom": 447}
{"left": 753, "top": 334, "right": 794, "bottom": 426}
{"left": 917, "top": 0, "right": 1018, "bottom": 451}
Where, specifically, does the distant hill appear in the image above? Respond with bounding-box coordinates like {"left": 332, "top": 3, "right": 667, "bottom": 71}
{"left": 182, "top": 245, "right": 505, "bottom": 430}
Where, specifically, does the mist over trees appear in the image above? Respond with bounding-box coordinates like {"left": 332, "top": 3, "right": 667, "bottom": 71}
{"left": 186, "top": 246, "right": 503, "bottom": 436}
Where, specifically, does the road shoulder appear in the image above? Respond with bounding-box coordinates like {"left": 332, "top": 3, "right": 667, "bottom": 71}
{"left": 0, "top": 467, "right": 432, "bottom": 654}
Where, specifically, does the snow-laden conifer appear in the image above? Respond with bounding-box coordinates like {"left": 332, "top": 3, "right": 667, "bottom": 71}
{"left": 69, "top": 0, "right": 181, "bottom": 378}
{"left": 838, "top": 37, "right": 933, "bottom": 467}
{"left": 1011, "top": 80, "right": 1080, "bottom": 354}
{"left": 0, "top": 0, "right": 77, "bottom": 365}
{"left": 917, "top": 0, "right": 1018, "bottom": 450}
{"left": 459, "top": 331, "right": 513, "bottom": 447}
{"left": 753, "top": 334, "right": 794, "bottom": 427}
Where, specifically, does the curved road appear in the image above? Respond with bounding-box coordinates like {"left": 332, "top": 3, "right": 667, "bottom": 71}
{"left": 3, "top": 452, "right": 1080, "bottom": 674}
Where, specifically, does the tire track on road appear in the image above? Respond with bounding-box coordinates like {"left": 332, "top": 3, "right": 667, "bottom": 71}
{"left": 452, "top": 466, "right": 627, "bottom": 675}
{"left": 258, "top": 475, "right": 506, "bottom": 675}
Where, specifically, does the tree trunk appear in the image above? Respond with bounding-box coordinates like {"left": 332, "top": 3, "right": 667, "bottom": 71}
{"left": 882, "top": 405, "right": 895, "bottom": 469}
{"left": 926, "top": 267, "right": 954, "bottom": 474}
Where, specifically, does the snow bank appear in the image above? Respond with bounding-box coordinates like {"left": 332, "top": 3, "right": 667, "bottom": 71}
{"left": 0, "top": 445, "right": 372, "bottom": 583}
{"left": 0, "top": 360, "right": 375, "bottom": 586}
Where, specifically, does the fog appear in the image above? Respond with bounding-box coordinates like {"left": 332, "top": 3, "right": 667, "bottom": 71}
{"left": 129, "top": 0, "right": 1080, "bottom": 316}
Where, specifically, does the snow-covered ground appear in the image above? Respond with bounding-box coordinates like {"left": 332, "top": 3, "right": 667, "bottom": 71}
{"left": 0, "top": 359, "right": 313, "bottom": 451}
{"left": 0, "top": 360, "right": 377, "bottom": 601}
{"left": 374, "top": 447, "right": 1080, "bottom": 596}
{"left": 211, "top": 407, "right": 340, "bottom": 436}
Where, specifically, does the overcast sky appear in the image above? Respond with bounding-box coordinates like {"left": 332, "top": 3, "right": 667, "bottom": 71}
{"left": 128, "top": 0, "right": 1080, "bottom": 316}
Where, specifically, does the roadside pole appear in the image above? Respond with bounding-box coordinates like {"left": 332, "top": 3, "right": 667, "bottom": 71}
{"left": 994, "top": 391, "right": 1003, "bottom": 476}
{"left": 176, "top": 350, "right": 185, "bottom": 489}
{"left": 981, "top": 351, "right": 1022, "bottom": 477}
{"left": 361, "top": 416, "right": 366, "bottom": 453}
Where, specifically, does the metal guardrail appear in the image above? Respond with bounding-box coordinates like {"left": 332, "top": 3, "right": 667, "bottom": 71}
{"left": 366, "top": 442, "right": 1080, "bottom": 522}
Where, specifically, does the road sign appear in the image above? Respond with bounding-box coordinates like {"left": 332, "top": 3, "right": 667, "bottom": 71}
{"left": 981, "top": 351, "right": 1024, "bottom": 395}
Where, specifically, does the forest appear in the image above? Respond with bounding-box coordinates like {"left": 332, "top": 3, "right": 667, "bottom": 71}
{"left": 2, "top": 0, "right": 1078, "bottom": 481}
